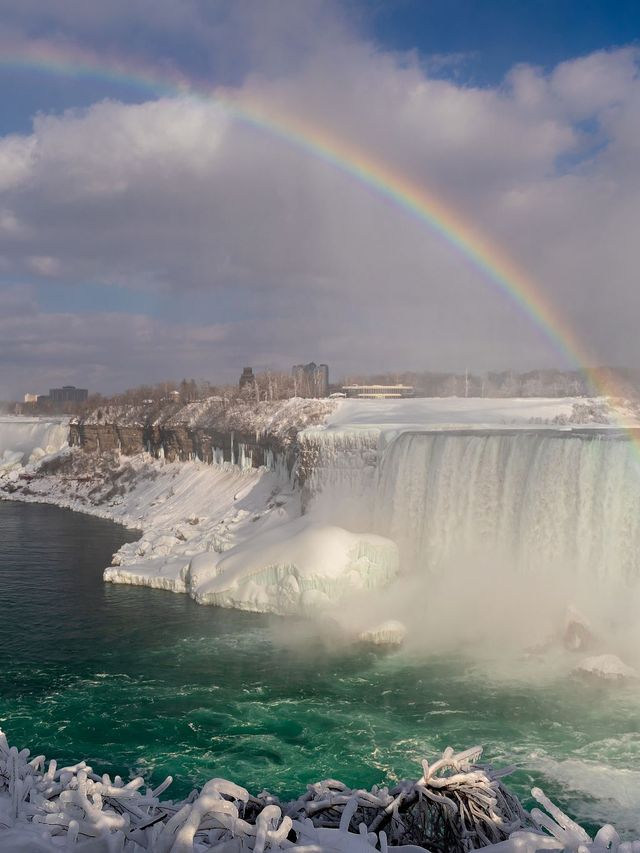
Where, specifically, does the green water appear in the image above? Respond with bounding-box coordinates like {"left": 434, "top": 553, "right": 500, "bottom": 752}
{"left": 2, "top": 500, "right": 640, "bottom": 835}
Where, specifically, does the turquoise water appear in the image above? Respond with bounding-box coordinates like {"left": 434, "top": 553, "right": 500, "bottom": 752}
{"left": 2, "top": 500, "right": 640, "bottom": 835}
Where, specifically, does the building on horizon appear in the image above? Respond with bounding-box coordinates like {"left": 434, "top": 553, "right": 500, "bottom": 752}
{"left": 23, "top": 393, "right": 38, "bottom": 403}
{"left": 341, "top": 384, "right": 414, "bottom": 399}
{"left": 239, "top": 367, "right": 256, "bottom": 390}
{"left": 292, "top": 362, "right": 329, "bottom": 397}
{"left": 49, "top": 385, "right": 88, "bottom": 403}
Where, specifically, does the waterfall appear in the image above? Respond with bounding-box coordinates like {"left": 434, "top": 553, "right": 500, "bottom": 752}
{"left": 0, "top": 416, "right": 69, "bottom": 472}
{"left": 306, "top": 429, "right": 640, "bottom": 583}
{"left": 299, "top": 428, "right": 381, "bottom": 524}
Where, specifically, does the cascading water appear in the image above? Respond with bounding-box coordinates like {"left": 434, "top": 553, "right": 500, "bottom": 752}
{"left": 305, "top": 428, "right": 640, "bottom": 581}
{"left": 0, "top": 416, "right": 69, "bottom": 473}
{"left": 374, "top": 431, "right": 640, "bottom": 581}
{"left": 2, "top": 430, "right": 640, "bottom": 840}
{"left": 293, "top": 425, "right": 640, "bottom": 833}
{"left": 302, "top": 427, "right": 640, "bottom": 656}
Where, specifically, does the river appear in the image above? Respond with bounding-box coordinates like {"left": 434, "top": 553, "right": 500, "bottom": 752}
{"left": 2, "top": 499, "right": 640, "bottom": 835}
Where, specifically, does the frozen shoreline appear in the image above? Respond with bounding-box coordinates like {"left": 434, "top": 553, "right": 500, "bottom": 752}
{"left": 1, "top": 395, "right": 638, "bottom": 620}
{"left": 0, "top": 446, "right": 399, "bottom": 617}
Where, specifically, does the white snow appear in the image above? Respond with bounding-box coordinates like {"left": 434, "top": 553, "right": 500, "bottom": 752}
{"left": 322, "top": 396, "right": 634, "bottom": 432}
{"left": 574, "top": 654, "right": 639, "bottom": 681}
{"left": 185, "top": 517, "right": 398, "bottom": 614}
{"left": 357, "top": 619, "right": 407, "bottom": 646}
{"left": 1, "top": 728, "right": 636, "bottom": 853}
{"left": 79, "top": 396, "right": 337, "bottom": 439}
{"left": 105, "top": 516, "right": 398, "bottom": 616}
{"left": 2, "top": 443, "right": 398, "bottom": 616}
{"left": 4, "top": 405, "right": 640, "bottom": 845}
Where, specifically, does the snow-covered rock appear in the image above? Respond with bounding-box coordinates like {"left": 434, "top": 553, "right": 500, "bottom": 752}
{"left": 0, "top": 449, "right": 24, "bottom": 475}
{"left": 563, "top": 605, "right": 594, "bottom": 652}
{"left": 358, "top": 619, "right": 407, "bottom": 647}
{"left": 187, "top": 518, "right": 399, "bottom": 615}
{"left": 573, "top": 654, "right": 639, "bottom": 682}
{"left": 105, "top": 556, "right": 192, "bottom": 593}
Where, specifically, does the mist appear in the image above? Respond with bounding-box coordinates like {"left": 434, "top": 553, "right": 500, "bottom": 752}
{"left": 293, "top": 428, "right": 640, "bottom": 672}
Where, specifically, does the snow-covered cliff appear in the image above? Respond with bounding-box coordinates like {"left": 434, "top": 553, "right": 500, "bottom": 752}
{"left": 4, "top": 396, "right": 640, "bottom": 633}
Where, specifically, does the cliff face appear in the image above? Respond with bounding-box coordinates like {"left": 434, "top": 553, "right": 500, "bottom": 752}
{"left": 69, "top": 422, "right": 143, "bottom": 455}
{"left": 69, "top": 422, "right": 284, "bottom": 466}
{"left": 68, "top": 397, "right": 338, "bottom": 473}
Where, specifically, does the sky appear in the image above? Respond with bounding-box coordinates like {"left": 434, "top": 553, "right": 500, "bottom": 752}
{"left": 1, "top": 0, "right": 640, "bottom": 398}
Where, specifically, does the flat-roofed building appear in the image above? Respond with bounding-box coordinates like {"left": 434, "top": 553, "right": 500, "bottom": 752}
{"left": 49, "top": 385, "right": 88, "bottom": 403}
{"left": 341, "top": 384, "right": 414, "bottom": 399}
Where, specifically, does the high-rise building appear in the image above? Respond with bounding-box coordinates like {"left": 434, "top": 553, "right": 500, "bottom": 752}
{"left": 291, "top": 362, "right": 329, "bottom": 397}
{"left": 49, "top": 385, "right": 88, "bottom": 403}
{"left": 316, "top": 364, "right": 329, "bottom": 397}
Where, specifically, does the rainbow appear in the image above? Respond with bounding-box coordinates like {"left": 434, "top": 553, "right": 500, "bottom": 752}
{"left": 0, "top": 41, "right": 630, "bottom": 403}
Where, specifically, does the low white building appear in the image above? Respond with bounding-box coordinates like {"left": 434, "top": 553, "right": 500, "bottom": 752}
{"left": 341, "top": 384, "right": 414, "bottom": 399}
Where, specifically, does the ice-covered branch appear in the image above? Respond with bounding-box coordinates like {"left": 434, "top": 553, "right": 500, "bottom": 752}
{"left": 1, "top": 730, "right": 637, "bottom": 852}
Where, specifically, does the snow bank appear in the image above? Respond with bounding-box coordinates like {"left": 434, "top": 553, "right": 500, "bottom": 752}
{"left": 106, "top": 518, "right": 398, "bottom": 615}
{"left": 105, "top": 556, "right": 192, "bottom": 593}
{"left": 79, "top": 396, "right": 337, "bottom": 441}
{"left": 3, "top": 446, "right": 398, "bottom": 617}
{"left": 323, "top": 396, "right": 629, "bottom": 432}
{"left": 187, "top": 518, "right": 398, "bottom": 615}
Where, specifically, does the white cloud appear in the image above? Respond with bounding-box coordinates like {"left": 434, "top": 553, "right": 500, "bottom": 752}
{"left": 550, "top": 48, "right": 640, "bottom": 118}
{"left": 1, "top": 3, "right": 640, "bottom": 396}
{"left": 0, "top": 296, "right": 233, "bottom": 399}
{"left": 0, "top": 134, "right": 36, "bottom": 191}
{"left": 27, "top": 256, "right": 61, "bottom": 276}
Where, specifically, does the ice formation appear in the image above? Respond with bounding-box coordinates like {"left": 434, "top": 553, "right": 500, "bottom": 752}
{"left": 573, "top": 654, "right": 639, "bottom": 682}
{"left": 357, "top": 620, "right": 407, "bottom": 646}
{"left": 4, "top": 404, "right": 640, "bottom": 846}
{"left": 0, "top": 731, "right": 537, "bottom": 852}
{"left": 5, "top": 402, "right": 640, "bottom": 629}
{"left": 0, "top": 416, "right": 69, "bottom": 476}
{"left": 3, "top": 728, "right": 639, "bottom": 853}
{"left": 562, "top": 606, "right": 594, "bottom": 652}
{"left": 188, "top": 518, "right": 398, "bottom": 614}
{"left": 107, "top": 518, "right": 399, "bottom": 615}
{"left": 302, "top": 426, "right": 640, "bottom": 583}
